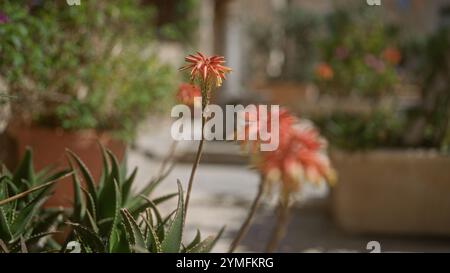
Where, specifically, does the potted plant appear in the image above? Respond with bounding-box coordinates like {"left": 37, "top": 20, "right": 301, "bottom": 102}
{"left": 313, "top": 8, "right": 450, "bottom": 236}
{"left": 0, "top": 1, "right": 175, "bottom": 206}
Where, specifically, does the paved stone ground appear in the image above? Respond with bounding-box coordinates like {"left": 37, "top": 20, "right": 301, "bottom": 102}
{"left": 128, "top": 116, "right": 450, "bottom": 253}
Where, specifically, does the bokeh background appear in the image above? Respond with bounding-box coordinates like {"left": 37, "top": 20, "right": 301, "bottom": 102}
{"left": 1, "top": 0, "right": 449, "bottom": 252}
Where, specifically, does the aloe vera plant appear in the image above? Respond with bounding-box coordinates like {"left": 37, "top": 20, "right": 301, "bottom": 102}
{"left": 63, "top": 147, "right": 174, "bottom": 252}
{"left": 65, "top": 148, "right": 223, "bottom": 253}
{"left": 0, "top": 149, "right": 71, "bottom": 253}
{"left": 119, "top": 181, "right": 224, "bottom": 253}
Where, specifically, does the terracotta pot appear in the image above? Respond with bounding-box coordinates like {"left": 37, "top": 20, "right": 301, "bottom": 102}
{"left": 331, "top": 149, "right": 450, "bottom": 236}
{"left": 7, "top": 124, "right": 126, "bottom": 208}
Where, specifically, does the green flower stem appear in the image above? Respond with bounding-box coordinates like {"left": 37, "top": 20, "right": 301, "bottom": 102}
{"left": 229, "top": 177, "right": 265, "bottom": 253}
{"left": 184, "top": 111, "right": 206, "bottom": 221}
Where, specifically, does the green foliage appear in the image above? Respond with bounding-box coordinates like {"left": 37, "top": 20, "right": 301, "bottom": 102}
{"left": 315, "top": 7, "right": 400, "bottom": 97}
{"left": 63, "top": 147, "right": 173, "bottom": 252}
{"left": 317, "top": 25, "right": 450, "bottom": 152}
{"left": 278, "top": 8, "right": 321, "bottom": 82}
{"left": 120, "top": 181, "right": 224, "bottom": 253}
{"left": 0, "top": 1, "right": 175, "bottom": 140}
{"left": 64, "top": 148, "right": 223, "bottom": 253}
{"left": 315, "top": 111, "right": 405, "bottom": 150}
{"left": 156, "top": 0, "right": 199, "bottom": 42}
{"left": 401, "top": 26, "right": 450, "bottom": 152}
{"left": 0, "top": 149, "right": 71, "bottom": 253}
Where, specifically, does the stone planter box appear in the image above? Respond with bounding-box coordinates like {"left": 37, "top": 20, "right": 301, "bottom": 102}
{"left": 331, "top": 149, "right": 450, "bottom": 236}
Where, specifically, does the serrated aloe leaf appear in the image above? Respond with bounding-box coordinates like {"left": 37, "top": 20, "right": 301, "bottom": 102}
{"left": 9, "top": 231, "right": 57, "bottom": 253}
{"left": 122, "top": 167, "right": 137, "bottom": 205}
{"left": 0, "top": 207, "right": 12, "bottom": 242}
{"left": 112, "top": 225, "right": 133, "bottom": 253}
{"left": 145, "top": 208, "right": 154, "bottom": 227}
{"left": 69, "top": 223, "right": 105, "bottom": 253}
{"left": 108, "top": 180, "right": 121, "bottom": 250}
{"left": 156, "top": 209, "right": 176, "bottom": 242}
{"left": 98, "top": 144, "right": 110, "bottom": 191}
{"left": 141, "top": 212, "right": 161, "bottom": 253}
{"left": 11, "top": 196, "right": 47, "bottom": 240}
{"left": 12, "top": 148, "right": 33, "bottom": 191}
{"left": 106, "top": 150, "right": 121, "bottom": 187}
{"left": 185, "top": 229, "right": 201, "bottom": 252}
{"left": 0, "top": 179, "right": 58, "bottom": 207}
{"left": 120, "top": 209, "right": 146, "bottom": 253}
{"left": 138, "top": 196, "right": 163, "bottom": 225}
{"left": 127, "top": 164, "right": 174, "bottom": 209}
{"left": 160, "top": 180, "right": 184, "bottom": 253}
{"left": 66, "top": 150, "right": 97, "bottom": 202}
{"left": 98, "top": 177, "right": 121, "bottom": 240}
{"left": 187, "top": 236, "right": 215, "bottom": 253}
{"left": 2, "top": 180, "right": 16, "bottom": 220}
{"left": 187, "top": 226, "right": 225, "bottom": 253}
{"left": 81, "top": 188, "right": 97, "bottom": 223}
{"left": 26, "top": 231, "right": 58, "bottom": 245}
{"left": 85, "top": 210, "right": 98, "bottom": 233}
{"left": 107, "top": 227, "right": 121, "bottom": 253}
{"left": 129, "top": 192, "right": 178, "bottom": 216}
{"left": 71, "top": 165, "right": 86, "bottom": 223}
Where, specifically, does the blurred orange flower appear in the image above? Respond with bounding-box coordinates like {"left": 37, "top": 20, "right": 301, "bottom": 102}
{"left": 180, "top": 52, "right": 232, "bottom": 87}
{"left": 382, "top": 47, "right": 401, "bottom": 65}
{"left": 239, "top": 108, "right": 336, "bottom": 195}
{"left": 314, "top": 63, "right": 334, "bottom": 80}
{"left": 176, "top": 83, "right": 201, "bottom": 106}
{"left": 260, "top": 120, "right": 336, "bottom": 194}
{"left": 239, "top": 107, "right": 295, "bottom": 154}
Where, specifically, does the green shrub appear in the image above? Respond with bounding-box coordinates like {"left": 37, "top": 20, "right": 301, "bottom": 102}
{"left": 314, "top": 7, "right": 400, "bottom": 98}
{"left": 0, "top": 1, "right": 175, "bottom": 140}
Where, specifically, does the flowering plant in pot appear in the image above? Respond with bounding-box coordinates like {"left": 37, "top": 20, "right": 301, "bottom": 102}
{"left": 313, "top": 20, "right": 450, "bottom": 236}
{"left": 0, "top": 1, "right": 175, "bottom": 206}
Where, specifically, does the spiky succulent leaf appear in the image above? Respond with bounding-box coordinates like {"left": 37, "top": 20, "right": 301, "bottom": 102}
{"left": 187, "top": 226, "right": 225, "bottom": 253}
{"left": 120, "top": 209, "right": 146, "bottom": 253}
{"left": 160, "top": 181, "right": 184, "bottom": 253}
{"left": 122, "top": 167, "right": 137, "bottom": 205}
{"left": 184, "top": 229, "right": 201, "bottom": 252}
{"left": 11, "top": 196, "right": 48, "bottom": 240}
{"left": 66, "top": 150, "right": 97, "bottom": 203}
{"left": 71, "top": 166, "right": 86, "bottom": 223}
{"left": 130, "top": 192, "right": 178, "bottom": 216}
{"left": 12, "top": 149, "right": 34, "bottom": 194}
{"left": 98, "top": 177, "right": 121, "bottom": 241}
{"left": 141, "top": 211, "right": 161, "bottom": 253}
{"left": 0, "top": 207, "right": 12, "bottom": 242}
{"left": 70, "top": 223, "right": 105, "bottom": 253}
